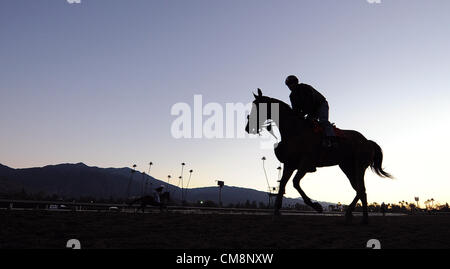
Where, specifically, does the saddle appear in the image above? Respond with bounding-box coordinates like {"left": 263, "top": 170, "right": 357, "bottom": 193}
{"left": 309, "top": 119, "right": 346, "bottom": 138}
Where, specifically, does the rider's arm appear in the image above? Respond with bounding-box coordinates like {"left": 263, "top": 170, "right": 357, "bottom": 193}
{"left": 290, "top": 92, "right": 306, "bottom": 118}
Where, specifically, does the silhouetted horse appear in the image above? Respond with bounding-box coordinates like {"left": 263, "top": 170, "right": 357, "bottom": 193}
{"left": 127, "top": 191, "right": 170, "bottom": 213}
{"left": 245, "top": 89, "right": 392, "bottom": 224}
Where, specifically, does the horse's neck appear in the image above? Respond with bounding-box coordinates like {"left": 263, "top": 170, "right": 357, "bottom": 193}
{"left": 276, "top": 110, "right": 304, "bottom": 140}
{"left": 266, "top": 98, "right": 306, "bottom": 140}
{"left": 275, "top": 110, "right": 300, "bottom": 140}
{"left": 277, "top": 117, "right": 293, "bottom": 140}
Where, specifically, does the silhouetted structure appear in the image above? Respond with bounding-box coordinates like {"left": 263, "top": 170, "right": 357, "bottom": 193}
{"left": 381, "top": 202, "right": 386, "bottom": 216}
{"left": 217, "top": 180, "right": 224, "bottom": 207}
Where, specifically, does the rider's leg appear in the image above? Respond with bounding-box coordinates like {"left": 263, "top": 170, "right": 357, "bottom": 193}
{"left": 317, "top": 101, "right": 335, "bottom": 147}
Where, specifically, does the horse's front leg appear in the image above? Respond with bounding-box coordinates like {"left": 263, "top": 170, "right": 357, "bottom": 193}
{"left": 292, "top": 168, "right": 323, "bottom": 213}
{"left": 274, "top": 165, "right": 295, "bottom": 216}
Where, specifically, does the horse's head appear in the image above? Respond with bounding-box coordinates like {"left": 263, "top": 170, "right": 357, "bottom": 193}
{"left": 245, "top": 88, "right": 277, "bottom": 135}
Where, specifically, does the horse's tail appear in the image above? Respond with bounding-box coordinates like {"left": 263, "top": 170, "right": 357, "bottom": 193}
{"left": 368, "top": 140, "right": 393, "bottom": 178}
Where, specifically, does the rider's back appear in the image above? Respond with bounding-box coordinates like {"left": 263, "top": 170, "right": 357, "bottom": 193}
{"left": 289, "top": 83, "right": 326, "bottom": 117}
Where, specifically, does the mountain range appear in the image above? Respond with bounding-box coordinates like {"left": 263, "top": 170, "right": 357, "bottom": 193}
{"left": 0, "top": 162, "right": 333, "bottom": 207}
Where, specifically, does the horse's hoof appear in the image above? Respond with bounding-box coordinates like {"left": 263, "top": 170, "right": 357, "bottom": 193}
{"left": 312, "top": 202, "right": 323, "bottom": 213}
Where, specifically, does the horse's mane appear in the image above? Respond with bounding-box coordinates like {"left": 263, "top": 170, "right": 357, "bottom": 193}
{"left": 262, "top": 96, "right": 296, "bottom": 117}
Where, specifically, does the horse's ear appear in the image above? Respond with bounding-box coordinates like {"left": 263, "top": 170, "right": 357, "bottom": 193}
{"left": 257, "top": 88, "right": 263, "bottom": 97}
{"left": 253, "top": 92, "right": 258, "bottom": 99}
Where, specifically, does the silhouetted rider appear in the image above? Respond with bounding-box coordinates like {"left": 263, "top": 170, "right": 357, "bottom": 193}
{"left": 285, "top": 75, "right": 336, "bottom": 147}
{"left": 152, "top": 185, "right": 165, "bottom": 204}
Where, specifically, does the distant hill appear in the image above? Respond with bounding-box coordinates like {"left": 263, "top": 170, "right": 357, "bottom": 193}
{"left": 0, "top": 163, "right": 333, "bottom": 207}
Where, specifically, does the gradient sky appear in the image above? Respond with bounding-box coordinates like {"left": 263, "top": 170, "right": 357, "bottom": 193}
{"left": 1, "top": 0, "right": 449, "bottom": 206}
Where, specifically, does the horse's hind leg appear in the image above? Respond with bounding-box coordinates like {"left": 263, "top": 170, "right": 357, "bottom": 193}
{"left": 339, "top": 163, "right": 362, "bottom": 223}
{"left": 351, "top": 164, "right": 369, "bottom": 224}
{"left": 344, "top": 166, "right": 369, "bottom": 224}
{"left": 292, "top": 169, "right": 323, "bottom": 213}
{"left": 358, "top": 176, "right": 369, "bottom": 225}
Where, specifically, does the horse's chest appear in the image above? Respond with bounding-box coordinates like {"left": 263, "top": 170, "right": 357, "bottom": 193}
{"left": 274, "top": 139, "right": 310, "bottom": 163}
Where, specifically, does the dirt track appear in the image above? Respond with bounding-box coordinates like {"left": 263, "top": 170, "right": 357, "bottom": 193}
{"left": 1, "top": 210, "right": 449, "bottom": 249}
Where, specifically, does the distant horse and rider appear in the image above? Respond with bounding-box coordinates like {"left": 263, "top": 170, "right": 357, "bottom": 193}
{"left": 127, "top": 185, "right": 170, "bottom": 213}
{"left": 245, "top": 75, "right": 392, "bottom": 224}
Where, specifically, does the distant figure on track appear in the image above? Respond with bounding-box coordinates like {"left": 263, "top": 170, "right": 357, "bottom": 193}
{"left": 128, "top": 186, "right": 169, "bottom": 212}
{"left": 381, "top": 202, "right": 386, "bottom": 217}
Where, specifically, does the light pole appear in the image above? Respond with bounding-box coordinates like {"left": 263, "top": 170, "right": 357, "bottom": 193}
{"left": 217, "top": 180, "right": 224, "bottom": 207}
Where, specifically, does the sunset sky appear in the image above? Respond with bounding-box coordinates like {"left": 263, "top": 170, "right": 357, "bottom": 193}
{"left": 1, "top": 0, "right": 449, "bottom": 206}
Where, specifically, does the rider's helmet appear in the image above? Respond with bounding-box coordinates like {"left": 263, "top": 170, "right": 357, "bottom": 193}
{"left": 285, "top": 75, "right": 299, "bottom": 87}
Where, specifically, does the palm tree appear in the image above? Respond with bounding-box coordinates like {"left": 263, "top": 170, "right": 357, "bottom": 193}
{"left": 167, "top": 175, "right": 171, "bottom": 193}
{"left": 148, "top": 162, "right": 153, "bottom": 173}
{"left": 143, "top": 162, "right": 153, "bottom": 196}
{"left": 126, "top": 164, "right": 137, "bottom": 199}
{"left": 277, "top": 165, "right": 282, "bottom": 181}
{"left": 261, "top": 156, "right": 271, "bottom": 192}
{"left": 180, "top": 163, "right": 186, "bottom": 201}
{"left": 141, "top": 171, "right": 146, "bottom": 196}
{"left": 184, "top": 169, "right": 193, "bottom": 201}
{"left": 178, "top": 176, "right": 183, "bottom": 201}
